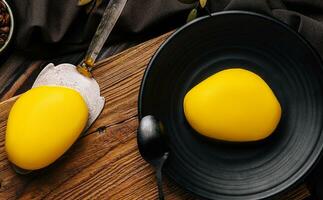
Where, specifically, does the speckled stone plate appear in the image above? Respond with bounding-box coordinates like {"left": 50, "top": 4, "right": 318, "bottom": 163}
{"left": 138, "top": 11, "right": 323, "bottom": 199}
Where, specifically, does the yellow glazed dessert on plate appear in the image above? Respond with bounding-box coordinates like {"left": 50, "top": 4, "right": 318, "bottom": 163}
{"left": 183, "top": 68, "right": 281, "bottom": 142}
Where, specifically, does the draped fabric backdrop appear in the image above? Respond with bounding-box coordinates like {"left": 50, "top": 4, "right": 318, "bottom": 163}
{"left": 5, "top": 0, "right": 323, "bottom": 198}
{"left": 9, "top": 0, "right": 323, "bottom": 59}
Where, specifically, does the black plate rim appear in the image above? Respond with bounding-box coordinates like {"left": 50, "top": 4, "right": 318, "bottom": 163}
{"left": 138, "top": 10, "right": 323, "bottom": 199}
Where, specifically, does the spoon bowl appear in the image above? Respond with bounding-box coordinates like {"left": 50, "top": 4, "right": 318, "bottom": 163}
{"left": 137, "top": 115, "right": 169, "bottom": 200}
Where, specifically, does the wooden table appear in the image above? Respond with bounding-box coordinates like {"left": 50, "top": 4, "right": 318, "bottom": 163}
{"left": 0, "top": 33, "right": 312, "bottom": 199}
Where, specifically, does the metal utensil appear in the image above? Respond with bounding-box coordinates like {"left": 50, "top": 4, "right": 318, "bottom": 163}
{"left": 137, "top": 115, "right": 169, "bottom": 200}
{"left": 77, "top": 0, "right": 128, "bottom": 77}
{"left": 33, "top": 0, "right": 128, "bottom": 130}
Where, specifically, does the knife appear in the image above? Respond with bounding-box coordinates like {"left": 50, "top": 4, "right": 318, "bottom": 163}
{"left": 77, "top": 0, "right": 128, "bottom": 77}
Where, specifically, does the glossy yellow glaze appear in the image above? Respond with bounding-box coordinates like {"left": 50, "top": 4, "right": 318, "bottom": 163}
{"left": 6, "top": 86, "right": 88, "bottom": 170}
{"left": 183, "top": 68, "right": 281, "bottom": 142}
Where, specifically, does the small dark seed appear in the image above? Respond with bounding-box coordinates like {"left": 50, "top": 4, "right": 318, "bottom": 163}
{"left": 0, "top": 33, "right": 8, "bottom": 39}
{"left": 3, "top": 13, "right": 9, "bottom": 25}
{"left": 0, "top": 26, "right": 9, "bottom": 33}
{"left": 0, "top": 2, "right": 5, "bottom": 10}
{"left": 0, "top": 38, "right": 5, "bottom": 45}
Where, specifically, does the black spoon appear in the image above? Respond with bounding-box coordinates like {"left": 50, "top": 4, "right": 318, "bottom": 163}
{"left": 137, "top": 115, "right": 169, "bottom": 200}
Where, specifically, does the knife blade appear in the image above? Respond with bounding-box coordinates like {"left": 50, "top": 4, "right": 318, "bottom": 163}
{"left": 77, "top": 0, "right": 128, "bottom": 77}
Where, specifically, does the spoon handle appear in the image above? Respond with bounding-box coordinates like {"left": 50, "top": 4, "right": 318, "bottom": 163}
{"left": 156, "top": 152, "right": 169, "bottom": 200}
{"left": 76, "top": 0, "right": 127, "bottom": 77}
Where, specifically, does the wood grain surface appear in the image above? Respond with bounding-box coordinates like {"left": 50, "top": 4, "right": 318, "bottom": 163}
{"left": 0, "top": 33, "right": 311, "bottom": 199}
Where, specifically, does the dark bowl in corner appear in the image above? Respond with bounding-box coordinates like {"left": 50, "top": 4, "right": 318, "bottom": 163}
{"left": 0, "top": 0, "right": 14, "bottom": 55}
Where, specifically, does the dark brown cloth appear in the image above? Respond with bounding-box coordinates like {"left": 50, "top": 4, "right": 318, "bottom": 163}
{"left": 6, "top": 0, "right": 323, "bottom": 198}
{"left": 9, "top": 0, "right": 192, "bottom": 56}
{"left": 8, "top": 0, "right": 323, "bottom": 59}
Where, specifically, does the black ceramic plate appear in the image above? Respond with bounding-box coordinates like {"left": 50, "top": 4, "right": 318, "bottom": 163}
{"left": 138, "top": 11, "right": 323, "bottom": 199}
